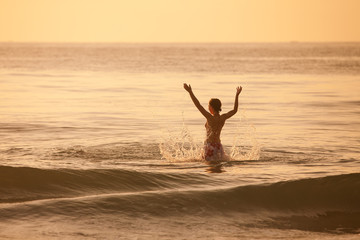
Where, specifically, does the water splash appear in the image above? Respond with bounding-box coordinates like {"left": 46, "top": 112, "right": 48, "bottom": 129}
{"left": 159, "top": 123, "right": 203, "bottom": 162}
{"left": 229, "top": 110, "right": 261, "bottom": 161}
{"left": 159, "top": 110, "right": 261, "bottom": 162}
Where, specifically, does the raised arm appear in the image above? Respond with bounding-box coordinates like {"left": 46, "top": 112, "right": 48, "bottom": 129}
{"left": 223, "top": 86, "right": 242, "bottom": 119}
{"left": 183, "top": 83, "right": 212, "bottom": 119}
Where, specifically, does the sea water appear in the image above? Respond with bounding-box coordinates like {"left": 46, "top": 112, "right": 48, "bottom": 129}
{"left": 0, "top": 42, "right": 359, "bottom": 239}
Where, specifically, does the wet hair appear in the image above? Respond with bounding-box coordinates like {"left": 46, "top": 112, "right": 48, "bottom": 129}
{"left": 209, "top": 98, "right": 222, "bottom": 112}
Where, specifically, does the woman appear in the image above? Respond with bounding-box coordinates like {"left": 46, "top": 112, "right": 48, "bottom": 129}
{"left": 183, "top": 83, "right": 242, "bottom": 162}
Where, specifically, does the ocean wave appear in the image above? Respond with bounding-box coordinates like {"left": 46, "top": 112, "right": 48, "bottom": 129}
{"left": 1, "top": 171, "right": 359, "bottom": 234}
{"left": 1, "top": 166, "right": 359, "bottom": 211}
{"left": 1, "top": 168, "right": 359, "bottom": 233}
{"left": 0, "top": 165, "right": 214, "bottom": 203}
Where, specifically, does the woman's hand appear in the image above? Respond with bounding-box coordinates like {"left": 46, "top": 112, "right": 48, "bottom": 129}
{"left": 236, "top": 86, "right": 242, "bottom": 96}
{"left": 183, "top": 83, "right": 192, "bottom": 93}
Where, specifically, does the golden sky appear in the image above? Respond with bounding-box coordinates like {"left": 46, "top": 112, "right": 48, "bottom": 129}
{"left": 1, "top": 0, "right": 359, "bottom": 42}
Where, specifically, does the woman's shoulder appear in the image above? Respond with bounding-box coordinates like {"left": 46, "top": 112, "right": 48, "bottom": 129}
{"left": 208, "top": 114, "right": 226, "bottom": 124}
{"left": 219, "top": 114, "right": 228, "bottom": 120}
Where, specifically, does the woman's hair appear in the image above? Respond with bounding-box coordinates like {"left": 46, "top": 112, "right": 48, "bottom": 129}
{"left": 209, "top": 98, "right": 222, "bottom": 112}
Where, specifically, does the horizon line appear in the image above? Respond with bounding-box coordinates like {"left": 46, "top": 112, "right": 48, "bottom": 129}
{"left": 1, "top": 40, "right": 360, "bottom": 44}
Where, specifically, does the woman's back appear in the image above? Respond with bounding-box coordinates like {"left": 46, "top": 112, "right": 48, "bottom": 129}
{"left": 205, "top": 115, "right": 226, "bottom": 143}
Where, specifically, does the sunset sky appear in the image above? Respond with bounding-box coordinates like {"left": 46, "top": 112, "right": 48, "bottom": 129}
{"left": 1, "top": 0, "right": 359, "bottom": 42}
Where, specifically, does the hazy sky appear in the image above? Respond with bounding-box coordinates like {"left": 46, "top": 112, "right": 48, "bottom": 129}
{"left": 1, "top": 0, "right": 359, "bottom": 42}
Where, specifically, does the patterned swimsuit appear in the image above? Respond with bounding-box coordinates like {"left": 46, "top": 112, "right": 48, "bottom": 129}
{"left": 203, "top": 142, "right": 225, "bottom": 161}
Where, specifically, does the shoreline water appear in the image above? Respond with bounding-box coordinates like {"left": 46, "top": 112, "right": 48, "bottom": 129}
{"left": 0, "top": 42, "right": 359, "bottom": 239}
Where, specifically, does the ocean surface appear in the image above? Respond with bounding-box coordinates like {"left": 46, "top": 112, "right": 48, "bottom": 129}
{"left": 0, "top": 42, "right": 359, "bottom": 239}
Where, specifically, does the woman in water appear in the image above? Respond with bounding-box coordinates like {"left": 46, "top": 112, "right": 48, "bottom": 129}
{"left": 183, "top": 83, "right": 242, "bottom": 162}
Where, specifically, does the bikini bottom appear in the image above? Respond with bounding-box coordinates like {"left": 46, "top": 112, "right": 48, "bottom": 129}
{"left": 203, "top": 142, "right": 225, "bottom": 161}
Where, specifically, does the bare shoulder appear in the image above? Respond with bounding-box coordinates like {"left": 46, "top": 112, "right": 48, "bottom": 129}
{"left": 221, "top": 109, "right": 237, "bottom": 120}
{"left": 219, "top": 114, "right": 229, "bottom": 121}
{"left": 220, "top": 113, "right": 229, "bottom": 118}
